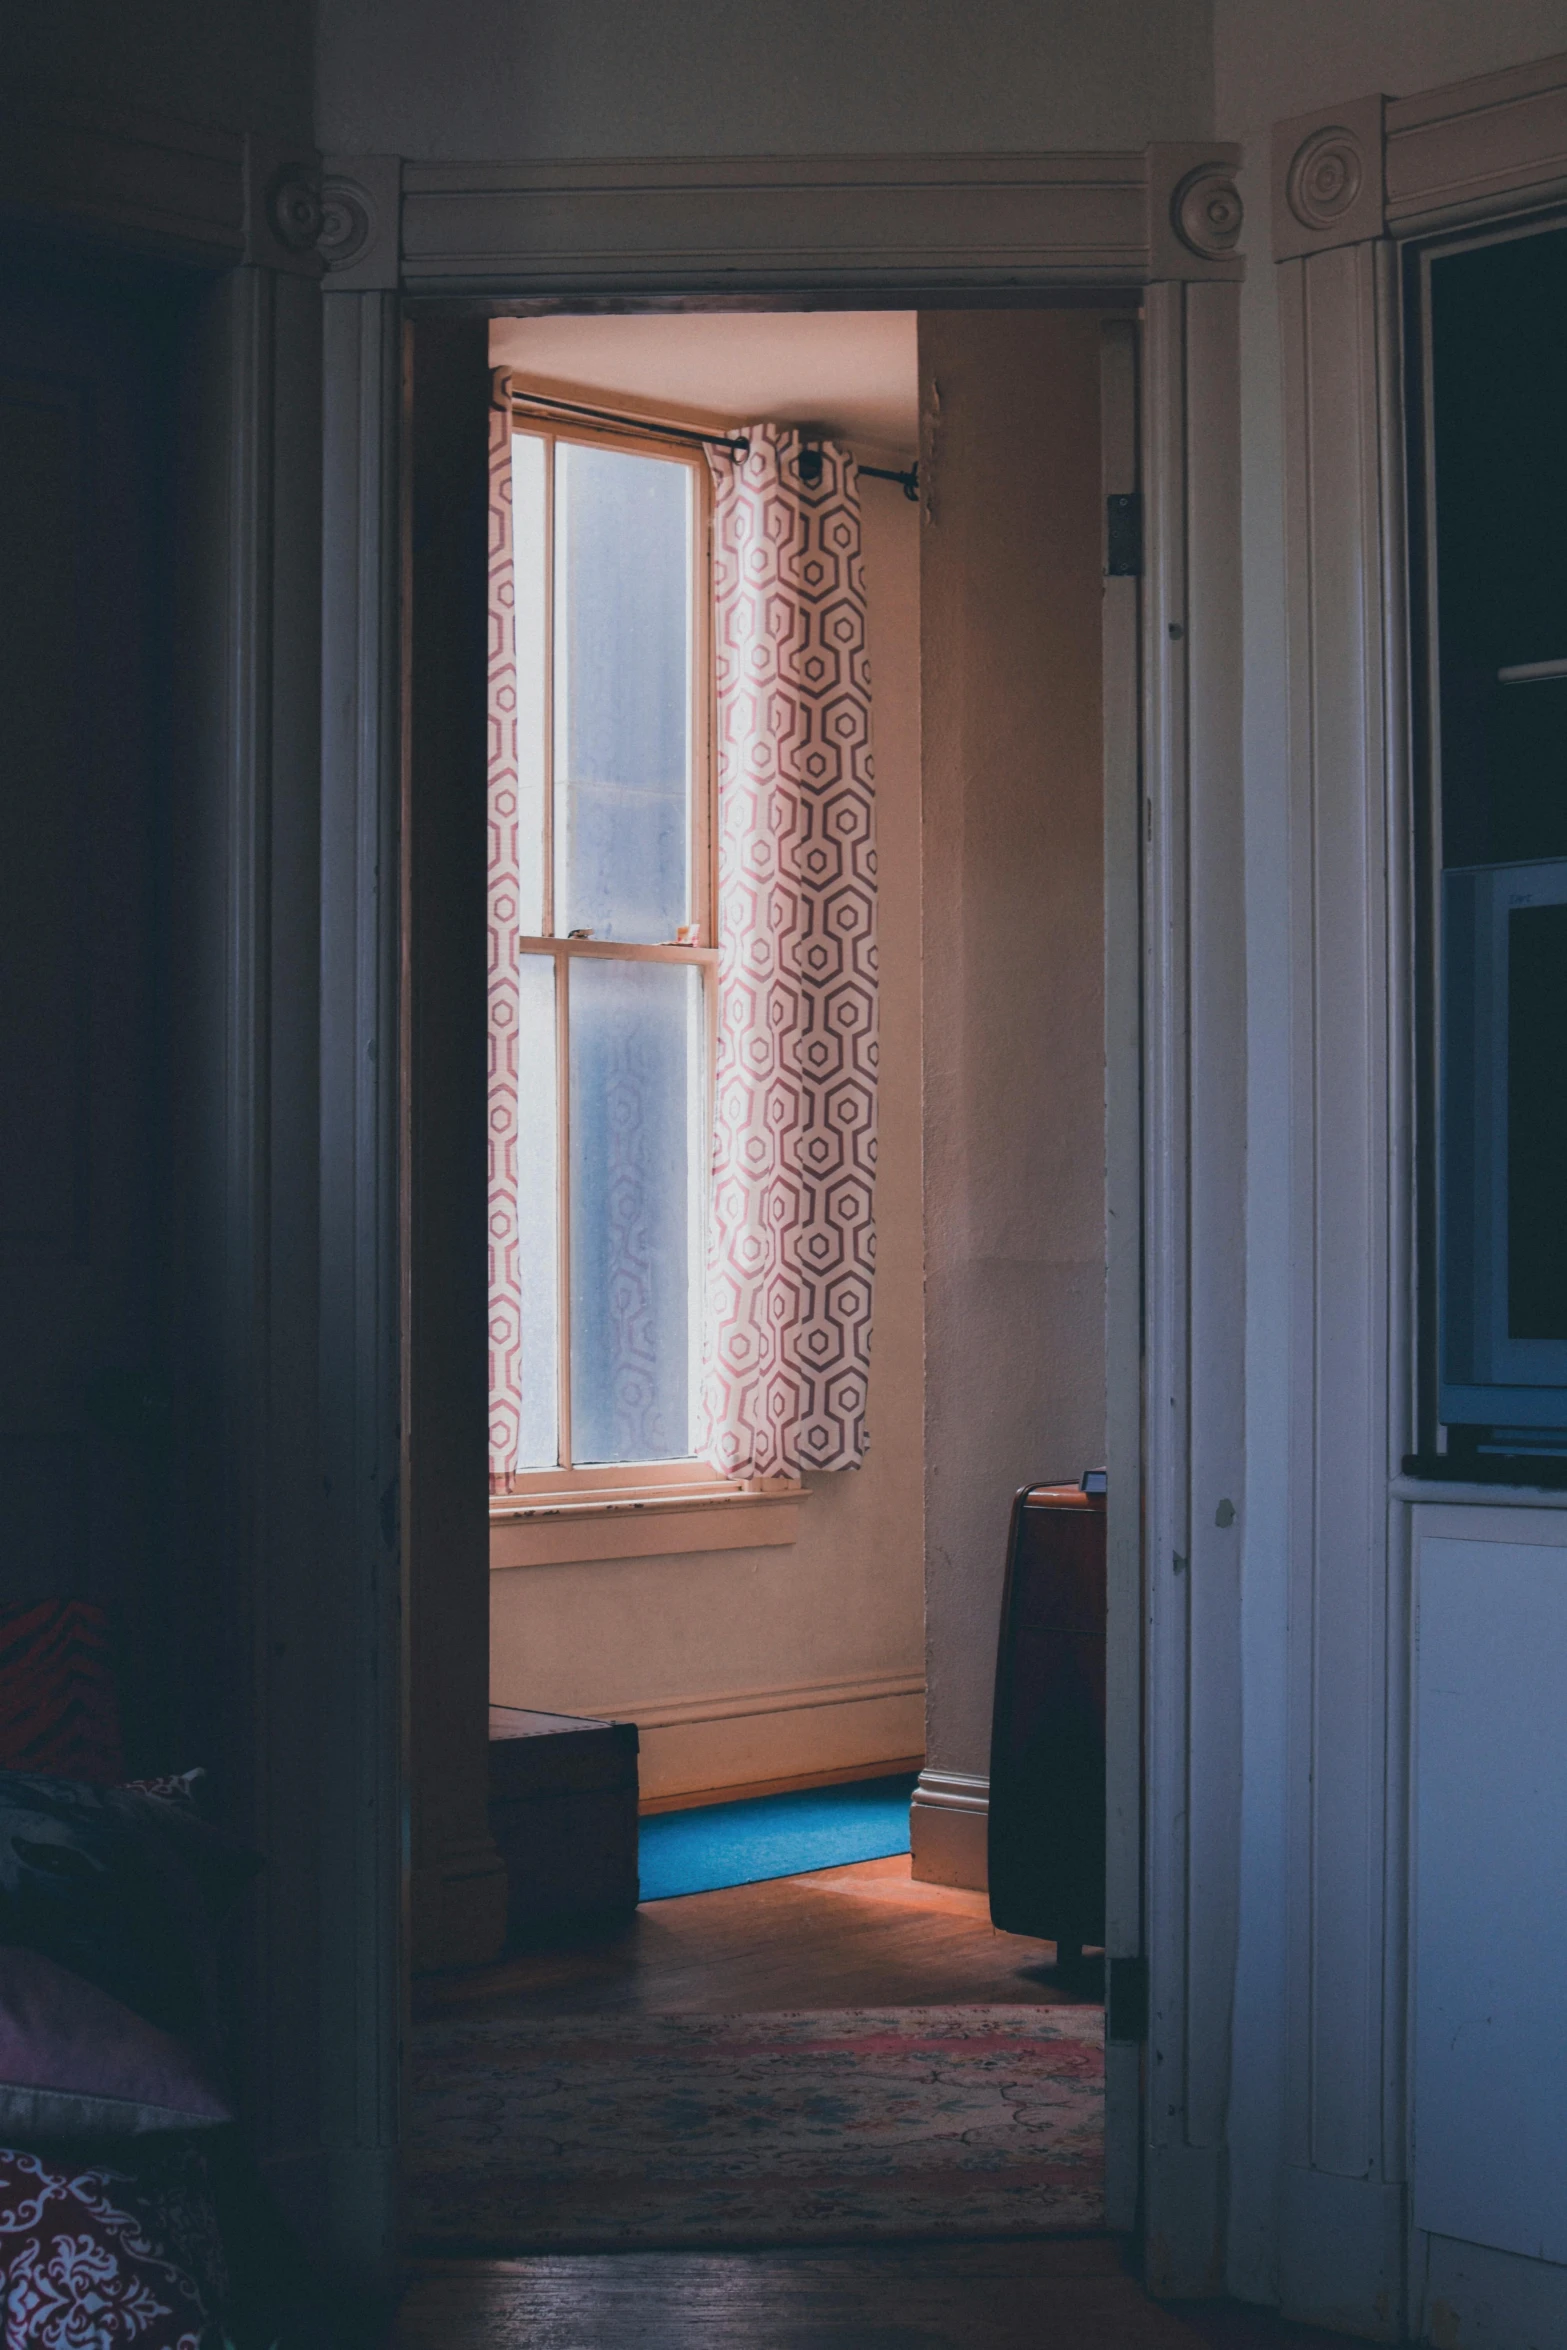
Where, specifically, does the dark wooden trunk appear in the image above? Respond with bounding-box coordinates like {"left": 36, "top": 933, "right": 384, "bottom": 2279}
{"left": 488, "top": 1705, "right": 640, "bottom": 1939}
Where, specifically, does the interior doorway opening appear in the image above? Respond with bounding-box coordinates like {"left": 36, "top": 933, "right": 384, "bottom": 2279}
{"left": 401, "top": 290, "right": 1146, "bottom": 2309}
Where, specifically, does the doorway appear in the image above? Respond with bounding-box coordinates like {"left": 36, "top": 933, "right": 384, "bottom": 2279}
{"left": 399, "top": 298, "right": 1138, "bottom": 2301}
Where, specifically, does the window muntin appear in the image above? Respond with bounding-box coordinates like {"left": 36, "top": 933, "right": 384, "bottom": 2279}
{"left": 504, "top": 421, "right": 714, "bottom": 1479}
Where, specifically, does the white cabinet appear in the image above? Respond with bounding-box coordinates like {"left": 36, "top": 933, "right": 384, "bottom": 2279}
{"left": 1413, "top": 1506, "right": 1567, "bottom": 2267}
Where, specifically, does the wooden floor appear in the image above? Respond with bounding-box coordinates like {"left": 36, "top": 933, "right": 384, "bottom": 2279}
{"left": 396, "top": 2237, "right": 1369, "bottom": 2349}
{"left": 397, "top": 1861, "right": 1370, "bottom": 2347}
{"left": 413, "top": 1853, "right": 1097, "bottom": 2022}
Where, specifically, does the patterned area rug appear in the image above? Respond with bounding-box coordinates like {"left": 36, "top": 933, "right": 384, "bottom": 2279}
{"left": 407, "top": 2006, "right": 1103, "bottom": 2250}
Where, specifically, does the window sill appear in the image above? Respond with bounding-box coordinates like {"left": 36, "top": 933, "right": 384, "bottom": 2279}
{"left": 489, "top": 1481, "right": 807, "bottom": 1568}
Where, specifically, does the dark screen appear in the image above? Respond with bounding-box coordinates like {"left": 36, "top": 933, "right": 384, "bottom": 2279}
{"left": 1432, "top": 227, "right": 1567, "bottom": 869}
{"left": 1508, "top": 901, "right": 1567, "bottom": 1339}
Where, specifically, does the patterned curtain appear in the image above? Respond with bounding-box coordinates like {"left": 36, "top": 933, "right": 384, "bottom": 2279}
{"left": 699, "top": 425, "right": 879, "bottom": 1480}
{"left": 487, "top": 410, "right": 526, "bottom": 1488}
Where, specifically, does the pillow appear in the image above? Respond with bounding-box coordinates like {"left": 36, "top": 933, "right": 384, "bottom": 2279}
{"left": 0, "top": 1947, "right": 231, "bottom": 2140}
{"left": 0, "top": 2138, "right": 228, "bottom": 2349}
{"left": 0, "top": 1771, "right": 260, "bottom": 2041}
{"left": 0, "top": 1599, "right": 125, "bottom": 1785}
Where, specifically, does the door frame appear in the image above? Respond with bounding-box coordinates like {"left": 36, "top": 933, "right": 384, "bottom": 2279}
{"left": 1270, "top": 44, "right": 1567, "bottom": 2345}
{"left": 326, "top": 141, "right": 1249, "bottom": 2289}
{"left": 2, "top": 116, "right": 1250, "bottom": 2282}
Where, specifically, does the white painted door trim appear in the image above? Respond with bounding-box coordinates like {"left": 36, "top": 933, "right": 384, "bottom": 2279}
{"left": 1101, "top": 314, "right": 1143, "bottom": 2239}
{"left": 317, "top": 285, "right": 405, "bottom": 2277}
{"left": 1272, "top": 45, "right": 1567, "bottom": 2348}
{"left": 1138, "top": 277, "right": 1248, "bottom": 2296}
{"left": 395, "top": 144, "right": 1245, "bottom": 299}
{"left": 323, "top": 139, "right": 1250, "bottom": 2288}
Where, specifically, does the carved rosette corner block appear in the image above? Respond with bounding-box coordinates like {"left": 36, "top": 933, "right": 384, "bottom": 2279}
{"left": 269, "top": 173, "right": 324, "bottom": 253}
{"left": 1172, "top": 164, "right": 1244, "bottom": 261}
{"left": 317, "top": 156, "right": 402, "bottom": 292}
{"left": 1145, "top": 143, "right": 1245, "bottom": 281}
{"left": 241, "top": 136, "right": 325, "bottom": 273}
{"left": 1286, "top": 128, "right": 1363, "bottom": 231}
{"left": 1272, "top": 94, "right": 1386, "bottom": 261}
{"left": 319, "top": 178, "right": 376, "bottom": 272}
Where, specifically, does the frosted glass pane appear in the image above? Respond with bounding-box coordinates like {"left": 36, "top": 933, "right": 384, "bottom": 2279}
{"left": 569, "top": 958, "right": 702, "bottom": 1464}
{"left": 509, "top": 434, "right": 547, "bottom": 935}
{"left": 555, "top": 442, "right": 691, "bottom": 944}
{"left": 513, "top": 953, "right": 559, "bottom": 1468}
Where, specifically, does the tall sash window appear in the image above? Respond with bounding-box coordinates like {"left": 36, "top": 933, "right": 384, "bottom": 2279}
{"left": 488, "top": 404, "right": 877, "bottom": 1493}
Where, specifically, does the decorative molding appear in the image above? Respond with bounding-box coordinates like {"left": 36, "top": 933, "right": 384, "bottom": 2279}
{"left": 1146, "top": 142, "right": 1245, "bottom": 281}
{"left": 268, "top": 173, "right": 322, "bottom": 253}
{"left": 1139, "top": 278, "right": 1247, "bottom": 2298}
{"left": 0, "top": 103, "right": 244, "bottom": 263}
{"left": 1386, "top": 48, "right": 1567, "bottom": 233}
{"left": 411, "top": 1836, "right": 511, "bottom": 1974}
{"left": 642, "top": 1755, "right": 924, "bottom": 1814}
{"left": 588, "top": 1669, "right": 924, "bottom": 1736}
{"left": 1273, "top": 96, "right": 1387, "bottom": 261}
{"left": 1288, "top": 127, "right": 1366, "bottom": 231}
{"left": 399, "top": 147, "right": 1244, "bottom": 297}
{"left": 242, "top": 137, "right": 323, "bottom": 276}
{"left": 1101, "top": 317, "right": 1142, "bottom": 2248}
{"left": 490, "top": 1488, "right": 803, "bottom": 1568}
{"left": 318, "top": 289, "right": 405, "bottom": 2273}
{"left": 1280, "top": 2172, "right": 1405, "bottom": 2342}
{"left": 1277, "top": 237, "right": 1410, "bottom": 2329}
{"left": 319, "top": 154, "right": 401, "bottom": 291}
{"left": 911, "top": 1767, "right": 990, "bottom": 1817}
{"left": 1274, "top": 50, "right": 1567, "bottom": 259}
{"left": 1422, "top": 2230, "right": 1567, "bottom": 2347}
{"left": 910, "top": 1770, "right": 989, "bottom": 1893}
{"left": 1173, "top": 165, "right": 1244, "bottom": 260}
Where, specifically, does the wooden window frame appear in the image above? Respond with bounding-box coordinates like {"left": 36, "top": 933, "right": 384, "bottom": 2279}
{"left": 493, "top": 403, "right": 744, "bottom": 1505}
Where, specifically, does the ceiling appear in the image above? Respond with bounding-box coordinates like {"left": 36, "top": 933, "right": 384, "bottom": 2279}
{"left": 489, "top": 311, "right": 919, "bottom": 460}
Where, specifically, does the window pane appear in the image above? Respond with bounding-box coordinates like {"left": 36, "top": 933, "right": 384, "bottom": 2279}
{"left": 513, "top": 952, "right": 560, "bottom": 1468}
{"left": 509, "top": 434, "right": 548, "bottom": 935}
{"left": 569, "top": 957, "right": 703, "bottom": 1464}
{"left": 1508, "top": 901, "right": 1567, "bottom": 1341}
{"left": 555, "top": 442, "right": 692, "bottom": 944}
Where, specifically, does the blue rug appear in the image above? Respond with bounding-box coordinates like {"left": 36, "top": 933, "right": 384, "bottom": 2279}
{"left": 638, "top": 1774, "right": 917, "bottom": 1902}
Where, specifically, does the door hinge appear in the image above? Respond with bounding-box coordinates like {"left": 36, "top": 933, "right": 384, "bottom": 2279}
{"left": 1106, "top": 492, "right": 1142, "bottom": 577}
{"left": 1107, "top": 1954, "right": 1148, "bottom": 2043}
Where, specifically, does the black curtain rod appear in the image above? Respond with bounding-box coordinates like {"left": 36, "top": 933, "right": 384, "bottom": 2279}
{"left": 504, "top": 388, "right": 919, "bottom": 500}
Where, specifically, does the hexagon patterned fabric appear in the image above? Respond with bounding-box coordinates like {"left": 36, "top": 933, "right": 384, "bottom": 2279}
{"left": 487, "top": 409, "right": 526, "bottom": 1490}
{"left": 699, "top": 426, "right": 878, "bottom": 1479}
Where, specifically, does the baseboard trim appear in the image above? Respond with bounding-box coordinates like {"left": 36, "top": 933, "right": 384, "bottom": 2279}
{"left": 640, "top": 1755, "right": 923, "bottom": 1814}
{"left": 260, "top": 2143, "right": 397, "bottom": 2288}
{"left": 495, "top": 1672, "right": 928, "bottom": 1807}
{"left": 608, "top": 1669, "right": 925, "bottom": 1734}
{"left": 1280, "top": 2168, "right": 1405, "bottom": 2342}
{"left": 410, "top": 1838, "right": 508, "bottom": 1973}
{"left": 910, "top": 1767, "right": 989, "bottom": 1891}
{"left": 1422, "top": 2231, "right": 1567, "bottom": 2350}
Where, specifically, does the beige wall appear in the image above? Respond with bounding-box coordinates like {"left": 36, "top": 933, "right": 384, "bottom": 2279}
{"left": 489, "top": 469, "right": 926, "bottom": 1801}
{"left": 914, "top": 311, "right": 1107, "bottom": 1884}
